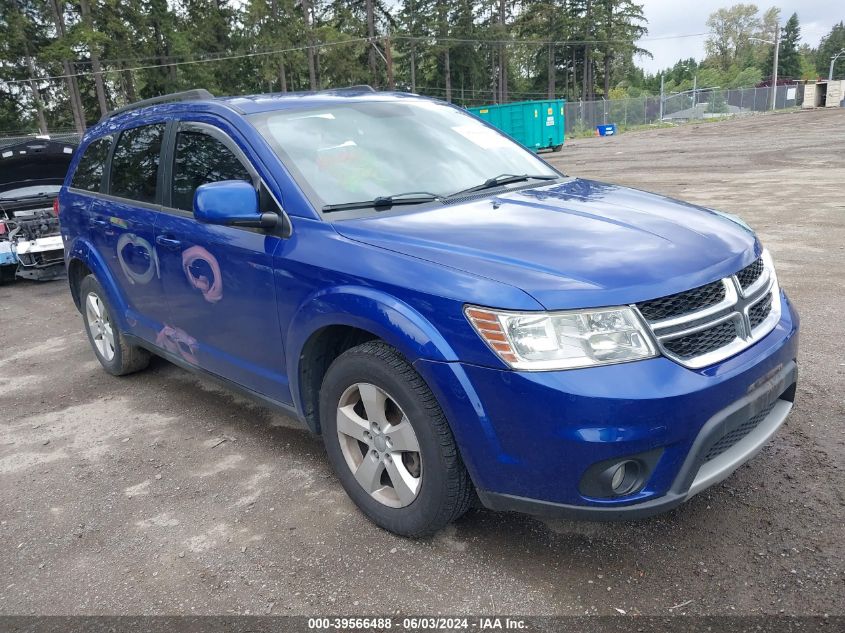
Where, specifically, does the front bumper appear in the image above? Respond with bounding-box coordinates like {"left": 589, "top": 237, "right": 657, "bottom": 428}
{"left": 14, "top": 236, "right": 66, "bottom": 280}
{"left": 477, "top": 361, "right": 795, "bottom": 520}
{"left": 414, "top": 291, "right": 799, "bottom": 519}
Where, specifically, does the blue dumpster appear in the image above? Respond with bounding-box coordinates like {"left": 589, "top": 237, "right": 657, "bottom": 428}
{"left": 596, "top": 124, "right": 617, "bottom": 136}
{"left": 469, "top": 99, "right": 565, "bottom": 151}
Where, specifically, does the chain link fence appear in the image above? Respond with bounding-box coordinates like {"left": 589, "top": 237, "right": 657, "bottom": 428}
{"left": 564, "top": 84, "right": 804, "bottom": 136}
{"left": 0, "top": 130, "right": 82, "bottom": 150}
{"left": 0, "top": 84, "right": 805, "bottom": 148}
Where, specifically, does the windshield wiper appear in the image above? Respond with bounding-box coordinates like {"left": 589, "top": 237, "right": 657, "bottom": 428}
{"left": 322, "top": 191, "right": 442, "bottom": 213}
{"left": 447, "top": 173, "right": 558, "bottom": 199}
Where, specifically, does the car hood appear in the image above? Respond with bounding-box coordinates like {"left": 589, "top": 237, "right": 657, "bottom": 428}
{"left": 332, "top": 178, "right": 761, "bottom": 310}
{"left": 0, "top": 139, "right": 76, "bottom": 196}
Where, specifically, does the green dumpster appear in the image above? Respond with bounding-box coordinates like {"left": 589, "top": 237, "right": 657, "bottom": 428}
{"left": 468, "top": 99, "right": 565, "bottom": 152}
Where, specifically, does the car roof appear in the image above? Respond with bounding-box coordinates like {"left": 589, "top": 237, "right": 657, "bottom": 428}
{"left": 82, "top": 89, "right": 441, "bottom": 141}
{"left": 219, "top": 88, "right": 433, "bottom": 115}
{"left": 99, "top": 89, "right": 436, "bottom": 127}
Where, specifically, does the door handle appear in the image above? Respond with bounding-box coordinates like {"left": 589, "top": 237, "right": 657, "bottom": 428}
{"left": 90, "top": 218, "right": 109, "bottom": 228}
{"left": 155, "top": 235, "right": 182, "bottom": 250}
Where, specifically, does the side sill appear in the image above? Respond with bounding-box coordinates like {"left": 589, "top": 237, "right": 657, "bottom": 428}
{"left": 124, "top": 333, "right": 307, "bottom": 430}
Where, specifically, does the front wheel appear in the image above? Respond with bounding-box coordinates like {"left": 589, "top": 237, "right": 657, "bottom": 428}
{"left": 320, "top": 341, "right": 473, "bottom": 537}
{"left": 0, "top": 265, "right": 15, "bottom": 285}
{"left": 79, "top": 274, "right": 150, "bottom": 376}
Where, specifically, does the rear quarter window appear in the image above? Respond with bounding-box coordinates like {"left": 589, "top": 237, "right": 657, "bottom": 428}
{"left": 71, "top": 137, "right": 112, "bottom": 192}
{"left": 109, "top": 124, "right": 165, "bottom": 204}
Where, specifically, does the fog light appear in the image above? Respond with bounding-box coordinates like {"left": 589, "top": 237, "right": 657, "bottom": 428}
{"left": 578, "top": 449, "right": 662, "bottom": 499}
{"left": 610, "top": 463, "right": 627, "bottom": 491}
{"left": 609, "top": 460, "right": 641, "bottom": 496}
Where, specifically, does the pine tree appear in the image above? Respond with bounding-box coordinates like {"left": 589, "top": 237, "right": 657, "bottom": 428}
{"left": 43, "top": 0, "right": 88, "bottom": 131}
{"left": 767, "top": 13, "right": 801, "bottom": 80}
{"left": 816, "top": 22, "right": 845, "bottom": 80}
{"left": 1, "top": 0, "right": 49, "bottom": 132}
{"left": 595, "top": 0, "right": 648, "bottom": 97}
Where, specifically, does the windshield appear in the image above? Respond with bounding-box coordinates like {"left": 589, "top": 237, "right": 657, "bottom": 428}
{"left": 248, "top": 99, "right": 560, "bottom": 211}
{"left": 0, "top": 184, "right": 61, "bottom": 200}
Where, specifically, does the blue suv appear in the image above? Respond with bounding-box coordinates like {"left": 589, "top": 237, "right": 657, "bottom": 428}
{"left": 59, "top": 88, "right": 799, "bottom": 536}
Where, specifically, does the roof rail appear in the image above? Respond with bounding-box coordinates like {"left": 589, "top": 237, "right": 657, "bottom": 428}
{"left": 318, "top": 85, "right": 377, "bottom": 94}
{"left": 99, "top": 89, "right": 215, "bottom": 122}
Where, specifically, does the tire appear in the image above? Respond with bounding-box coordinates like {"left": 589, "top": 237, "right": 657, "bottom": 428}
{"left": 0, "top": 265, "right": 16, "bottom": 285}
{"left": 79, "top": 274, "right": 150, "bottom": 376}
{"left": 320, "top": 341, "right": 473, "bottom": 537}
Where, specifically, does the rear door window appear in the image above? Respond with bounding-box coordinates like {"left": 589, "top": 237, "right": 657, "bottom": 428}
{"left": 170, "top": 130, "right": 252, "bottom": 212}
{"left": 71, "top": 137, "right": 111, "bottom": 192}
{"left": 109, "top": 124, "right": 165, "bottom": 204}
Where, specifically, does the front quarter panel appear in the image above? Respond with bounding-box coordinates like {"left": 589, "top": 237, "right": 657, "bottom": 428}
{"left": 275, "top": 218, "right": 543, "bottom": 421}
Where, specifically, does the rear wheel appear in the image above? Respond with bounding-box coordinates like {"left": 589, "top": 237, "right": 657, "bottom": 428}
{"left": 79, "top": 274, "right": 150, "bottom": 376}
{"left": 320, "top": 341, "right": 472, "bottom": 537}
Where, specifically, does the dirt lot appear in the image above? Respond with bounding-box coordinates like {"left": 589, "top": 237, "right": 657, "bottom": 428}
{"left": 1, "top": 109, "right": 843, "bottom": 617}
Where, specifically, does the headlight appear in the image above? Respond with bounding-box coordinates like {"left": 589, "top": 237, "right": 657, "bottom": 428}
{"left": 465, "top": 305, "right": 657, "bottom": 370}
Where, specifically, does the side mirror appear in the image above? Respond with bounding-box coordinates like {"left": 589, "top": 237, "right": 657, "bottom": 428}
{"left": 194, "top": 180, "right": 279, "bottom": 229}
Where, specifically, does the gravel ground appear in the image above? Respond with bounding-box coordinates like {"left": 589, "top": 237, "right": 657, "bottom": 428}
{"left": 0, "top": 108, "right": 843, "bottom": 616}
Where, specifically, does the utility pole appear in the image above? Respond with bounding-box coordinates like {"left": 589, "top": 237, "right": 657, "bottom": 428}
{"left": 498, "top": 0, "right": 507, "bottom": 103}
{"left": 366, "top": 0, "right": 377, "bottom": 88}
{"left": 770, "top": 24, "right": 780, "bottom": 111}
{"left": 829, "top": 50, "right": 845, "bottom": 80}
{"left": 692, "top": 75, "right": 697, "bottom": 107}
{"left": 659, "top": 74, "right": 664, "bottom": 120}
{"left": 300, "top": 0, "right": 317, "bottom": 90}
{"left": 410, "top": 42, "right": 416, "bottom": 92}
{"left": 407, "top": 0, "right": 417, "bottom": 92}
{"left": 385, "top": 36, "right": 395, "bottom": 90}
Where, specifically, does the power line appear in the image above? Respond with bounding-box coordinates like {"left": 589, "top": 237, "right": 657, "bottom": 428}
{"left": 0, "top": 37, "right": 371, "bottom": 86}
{"left": 2, "top": 29, "right": 721, "bottom": 85}
{"left": 66, "top": 31, "right": 716, "bottom": 68}
{"left": 392, "top": 32, "right": 711, "bottom": 45}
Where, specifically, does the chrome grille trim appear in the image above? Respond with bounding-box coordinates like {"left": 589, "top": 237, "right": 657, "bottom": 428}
{"left": 633, "top": 251, "right": 780, "bottom": 369}
{"left": 647, "top": 279, "right": 737, "bottom": 331}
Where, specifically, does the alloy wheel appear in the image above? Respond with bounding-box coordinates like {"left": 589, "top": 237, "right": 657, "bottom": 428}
{"left": 336, "top": 382, "right": 423, "bottom": 508}
{"left": 85, "top": 291, "right": 115, "bottom": 362}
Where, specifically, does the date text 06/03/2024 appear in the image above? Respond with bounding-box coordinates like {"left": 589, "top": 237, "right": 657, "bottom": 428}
{"left": 306, "top": 617, "right": 528, "bottom": 630}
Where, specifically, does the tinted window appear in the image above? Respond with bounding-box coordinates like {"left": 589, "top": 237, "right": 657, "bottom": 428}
{"left": 171, "top": 130, "right": 252, "bottom": 212}
{"left": 71, "top": 137, "right": 111, "bottom": 192}
{"left": 109, "top": 124, "right": 165, "bottom": 203}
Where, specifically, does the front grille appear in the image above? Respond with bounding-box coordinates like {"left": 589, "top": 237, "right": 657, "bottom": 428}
{"left": 635, "top": 253, "right": 778, "bottom": 369}
{"left": 736, "top": 257, "right": 764, "bottom": 290}
{"left": 637, "top": 280, "right": 726, "bottom": 321}
{"left": 703, "top": 401, "right": 777, "bottom": 462}
{"left": 15, "top": 251, "right": 64, "bottom": 267}
{"left": 748, "top": 293, "right": 773, "bottom": 330}
{"left": 663, "top": 320, "right": 738, "bottom": 360}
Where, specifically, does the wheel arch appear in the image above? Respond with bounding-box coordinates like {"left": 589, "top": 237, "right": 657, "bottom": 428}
{"left": 65, "top": 238, "right": 130, "bottom": 330}
{"left": 67, "top": 257, "right": 93, "bottom": 311}
{"left": 287, "top": 285, "right": 459, "bottom": 433}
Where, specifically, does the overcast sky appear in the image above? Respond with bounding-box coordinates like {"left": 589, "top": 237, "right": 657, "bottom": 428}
{"left": 634, "top": 1, "right": 841, "bottom": 74}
